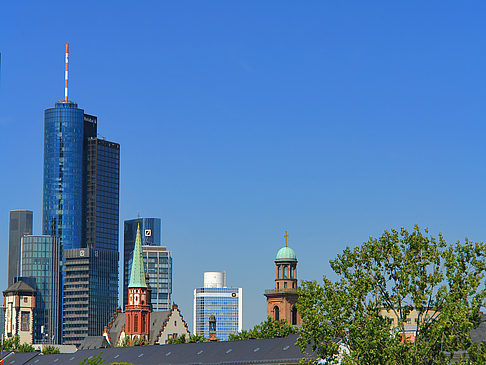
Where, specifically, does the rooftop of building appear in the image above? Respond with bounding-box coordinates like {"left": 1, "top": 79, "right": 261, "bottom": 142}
{"left": 3, "top": 280, "right": 36, "bottom": 296}
{"left": 276, "top": 231, "right": 297, "bottom": 260}
{"left": 0, "top": 334, "right": 310, "bottom": 365}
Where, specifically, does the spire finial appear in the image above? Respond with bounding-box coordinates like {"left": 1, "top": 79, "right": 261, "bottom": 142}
{"left": 128, "top": 223, "right": 147, "bottom": 288}
{"left": 284, "top": 231, "right": 289, "bottom": 247}
{"left": 64, "top": 42, "right": 69, "bottom": 101}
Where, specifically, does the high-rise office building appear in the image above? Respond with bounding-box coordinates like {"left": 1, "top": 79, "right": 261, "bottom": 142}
{"left": 62, "top": 248, "right": 118, "bottom": 346}
{"left": 140, "top": 245, "right": 172, "bottom": 311}
{"left": 20, "top": 235, "right": 62, "bottom": 344}
{"left": 85, "top": 137, "right": 120, "bottom": 251}
{"left": 42, "top": 44, "right": 120, "bottom": 343}
{"left": 194, "top": 272, "right": 243, "bottom": 341}
{"left": 8, "top": 210, "right": 33, "bottom": 286}
{"left": 42, "top": 101, "right": 87, "bottom": 249}
{"left": 123, "top": 218, "right": 162, "bottom": 309}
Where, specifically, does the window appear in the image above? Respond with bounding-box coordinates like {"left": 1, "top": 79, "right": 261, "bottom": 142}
{"left": 21, "top": 312, "right": 30, "bottom": 331}
{"left": 291, "top": 306, "right": 298, "bottom": 325}
{"left": 284, "top": 282, "right": 287, "bottom": 288}
{"left": 283, "top": 267, "right": 289, "bottom": 279}
{"left": 274, "top": 306, "right": 280, "bottom": 321}
{"left": 134, "top": 315, "right": 138, "bottom": 332}
{"left": 23, "top": 297, "right": 28, "bottom": 303}
{"left": 174, "top": 321, "right": 177, "bottom": 327}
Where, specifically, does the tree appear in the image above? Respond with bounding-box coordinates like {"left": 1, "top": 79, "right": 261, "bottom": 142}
{"left": 14, "top": 343, "right": 35, "bottom": 353}
{"left": 167, "top": 334, "right": 207, "bottom": 344}
{"left": 116, "top": 335, "right": 147, "bottom": 347}
{"left": 42, "top": 345, "right": 60, "bottom": 354}
{"left": 297, "top": 226, "right": 486, "bottom": 364}
{"left": 79, "top": 354, "right": 104, "bottom": 365}
{"left": 1, "top": 336, "right": 35, "bottom": 353}
{"left": 228, "top": 316, "right": 296, "bottom": 341}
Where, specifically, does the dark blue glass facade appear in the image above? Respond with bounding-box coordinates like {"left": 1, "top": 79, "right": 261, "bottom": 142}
{"left": 42, "top": 101, "right": 84, "bottom": 250}
{"left": 86, "top": 138, "right": 120, "bottom": 251}
{"left": 20, "top": 235, "right": 62, "bottom": 344}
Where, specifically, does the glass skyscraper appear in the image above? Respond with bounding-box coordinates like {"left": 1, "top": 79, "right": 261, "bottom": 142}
{"left": 20, "top": 235, "right": 62, "bottom": 344}
{"left": 194, "top": 272, "right": 243, "bottom": 341}
{"left": 43, "top": 101, "right": 87, "bottom": 249}
{"left": 43, "top": 98, "right": 119, "bottom": 344}
{"left": 123, "top": 218, "right": 162, "bottom": 309}
{"left": 8, "top": 210, "right": 33, "bottom": 286}
{"left": 85, "top": 138, "right": 120, "bottom": 251}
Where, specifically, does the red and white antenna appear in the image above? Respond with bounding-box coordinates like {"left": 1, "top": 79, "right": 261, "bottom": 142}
{"left": 64, "top": 42, "right": 69, "bottom": 101}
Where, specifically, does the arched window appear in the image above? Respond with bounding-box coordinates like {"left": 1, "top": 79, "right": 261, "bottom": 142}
{"left": 283, "top": 266, "right": 289, "bottom": 279}
{"left": 274, "top": 306, "right": 280, "bottom": 321}
{"left": 291, "top": 306, "right": 298, "bottom": 325}
{"left": 290, "top": 267, "right": 295, "bottom": 278}
{"left": 134, "top": 314, "right": 139, "bottom": 332}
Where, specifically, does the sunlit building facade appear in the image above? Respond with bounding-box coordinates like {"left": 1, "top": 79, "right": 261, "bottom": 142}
{"left": 20, "top": 235, "right": 62, "bottom": 344}
{"left": 193, "top": 272, "right": 243, "bottom": 341}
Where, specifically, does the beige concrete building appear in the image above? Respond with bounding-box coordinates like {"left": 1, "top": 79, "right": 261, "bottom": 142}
{"left": 379, "top": 308, "right": 439, "bottom": 342}
{"left": 3, "top": 281, "right": 36, "bottom": 344}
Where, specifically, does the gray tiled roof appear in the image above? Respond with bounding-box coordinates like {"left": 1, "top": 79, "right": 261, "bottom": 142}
{"left": 78, "top": 336, "right": 110, "bottom": 350}
{"left": 9, "top": 334, "right": 307, "bottom": 365}
{"left": 3, "top": 280, "right": 36, "bottom": 295}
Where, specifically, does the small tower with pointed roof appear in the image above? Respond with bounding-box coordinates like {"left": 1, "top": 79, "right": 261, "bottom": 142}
{"left": 264, "top": 232, "right": 302, "bottom": 325}
{"left": 124, "top": 224, "right": 151, "bottom": 342}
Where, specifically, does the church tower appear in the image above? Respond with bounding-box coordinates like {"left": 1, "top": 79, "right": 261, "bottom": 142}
{"left": 264, "top": 232, "right": 302, "bottom": 325}
{"left": 124, "top": 224, "right": 151, "bottom": 342}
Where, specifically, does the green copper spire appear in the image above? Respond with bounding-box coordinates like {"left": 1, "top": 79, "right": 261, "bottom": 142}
{"left": 128, "top": 224, "right": 147, "bottom": 288}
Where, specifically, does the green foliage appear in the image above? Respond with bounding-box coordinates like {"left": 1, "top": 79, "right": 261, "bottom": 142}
{"left": 79, "top": 354, "right": 105, "bottom": 365}
{"left": 42, "top": 345, "right": 60, "bottom": 354}
{"left": 1, "top": 336, "right": 35, "bottom": 353}
{"left": 188, "top": 333, "right": 208, "bottom": 343}
{"left": 15, "top": 343, "right": 35, "bottom": 353}
{"left": 297, "top": 226, "right": 486, "bottom": 365}
{"left": 166, "top": 334, "right": 205, "bottom": 344}
{"left": 1, "top": 335, "right": 20, "bottom": 351}
{"left": 228, "top": 316, "right": 296, "bottom": 341}
{"left": 167, "top": 335, "right": 186, "bottom": 344}
{"left": 116, "top": 335, "right": 147, "bottom": 347}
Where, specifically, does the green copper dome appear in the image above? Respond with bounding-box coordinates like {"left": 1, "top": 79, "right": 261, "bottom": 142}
{"left": 128, "top": 224, "right": 147, "bottom": 288}
{"left": 276, "top": 246, "right": 297, "bottom": 260}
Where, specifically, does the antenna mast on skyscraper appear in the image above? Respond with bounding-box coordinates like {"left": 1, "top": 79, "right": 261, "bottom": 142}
{"left": 65, "top": 42, "right": 69, "bottom": 101}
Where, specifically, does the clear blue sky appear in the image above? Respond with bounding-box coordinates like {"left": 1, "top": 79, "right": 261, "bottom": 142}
{"left": 1, "top": 1, "right": 486, "bottom": 331}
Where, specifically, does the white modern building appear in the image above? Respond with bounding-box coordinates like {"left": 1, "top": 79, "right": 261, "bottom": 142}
{"left": 193, "top": 272, "right": 243, "bottom": 341}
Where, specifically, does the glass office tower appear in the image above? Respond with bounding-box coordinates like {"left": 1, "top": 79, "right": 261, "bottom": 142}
{"left": 193, "top": 272, "right": 243, "bottom": 341}
{"left": 123, "top": 218, "right": 161, "bottom": 309}
{"left": 139, "top": 245, "right": 172, "bottom": 311}
{"left": 42, "top": 101, "right": 85, "bottom": 248}
{"left": 85, "top": 138, "right": 120, "bottom": 251}
{"left": 20, "top": 235, "right": 62, "bottom": 344}
{"left": 8, "top": 210, "right": 33, "bottom": 286}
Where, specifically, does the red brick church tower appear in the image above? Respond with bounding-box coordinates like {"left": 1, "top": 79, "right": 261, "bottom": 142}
{"left": 264, "top": 232, "right": 302, "bottom": 325}
{"left": 124, "top": 224, "right": 151, "bottom": 342}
